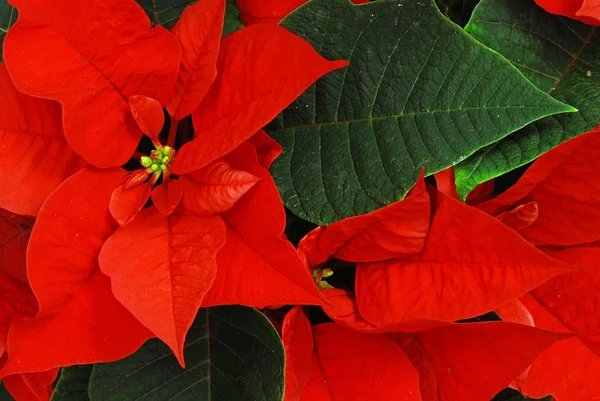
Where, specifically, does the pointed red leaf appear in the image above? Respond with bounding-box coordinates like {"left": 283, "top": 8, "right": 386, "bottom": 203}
{"left": 466, "top": 179, "right": 495, "bottom": 205}
{"left": 0, "top": 209, "right": 33, "bottom": 283}
{"left": 129, "top": 95, "right": 165, "bottom": 139}
{"left": 110, "top": 181, "right": 153, "bottom": 226}
{"left": 179, "top": 160, "right": 260, "bottom": 216}
{"left": 478, "top": 130, "right": 600, "bottom": 246}
{"left": 4, "top": 0, "right": 181, "bottom": 168}
{"left": 168, "top": 0, "right": 225, "bottom": 120}
{"left": 356, "top": 190, "right": 576, "bottom": 327}
{"left": 0, "top": 169, "right": 152, "bottom": 376}
{"left": 519, "top": 289, "right": 600, "bottom": 401}
{"left": 0, "top": 63, "right": 84, "bottom": 216}
{"left": 298, "top": 172, "right": 430, "bottom": 267}
{"left": 152, "top": 180, "right": 184, "bottom": 216}
{"left": 394, "top": 322, "right": 571, "bottom": 401}
{"left": 249, "top": 130, "right": 282, "bottom": 169}
{"left": 282, "top": 307, "right": 313, "bottom": 401}
{"left": 201, "top": 142, "right": 319, "bottom": 307}
{"left": 433, "top": 167, "right": 459, "bottom": 200}
{"left": 534, "top": 0, "right": 600, "bottom": 24}
{"left": 297, "top": 323, "right": 421, "bottom": 401}
{"left": 172, "top": 24, "right": 349, "bottom": 175}
{"left": 99, "top": 207, "right": 226, "bottom": 367}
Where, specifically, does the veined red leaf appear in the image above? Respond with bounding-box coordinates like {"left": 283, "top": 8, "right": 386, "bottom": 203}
{"left": 172, "top": 24, "right": 349, "bottom": 175}
{"left": 519, "top": 289, "right": 600, "bottom": 401}
{"left": 394, "top": 322, "right": 571, "bottom": 401}
{"left": 3, "top": 0, "right": 181, "bottom": 168}
{"left": 179, "top": 159, "right": 259, "bottom": 216}
{"left": 99, "top": 207, "right": 226, "bottom": 367}
{"left": 110, "top": 181, "right": 153, "bottom": 226}
{"left": 433, "top": 167, "right": 459, "bottom": 200}
{"left": 0, "top": 273, "right": 36, "bottom": 351}
{"left": 478, "top": 130, "right": 600, "bottom": 246}
{"left": 496, "top": 201, "right": 539, "bottom": 232}
{"left": 202, "top": 142, "right": 319, "bottom": 307}
{"left": 129, "top": 95, "right": 165, "bottom": 139}
{"left": 356, "top": 190, "right": 576, "bottom": 327}
{"left": 298, "top": 172, "right": 430, "bottom": 267}
{"left": 168, "top": 0, "right": 225, "bottom": 120}
{"left": 0, "top": 208, "right": 33, "bottom": 283}
{"left": 297, "top": 322, "right": 421, "bottom": 401}
{"left": 577, "top": 0, "right": 600, "bottom": 21}
{"left": 151, "top": 180, "right": 184, "bottom": 216}
{"left": 282, "top": 307, "right": 313, "bottom": 401}
{"left": 0, "top": 63, "right": 83, "bottom": 216}
{"left": 0, "top": 169, "right": 152, "bottom": 376}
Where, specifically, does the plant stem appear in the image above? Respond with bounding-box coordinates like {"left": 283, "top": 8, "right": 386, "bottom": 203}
{"left": 167, "top": 116, "right": 179, "bottom": 148}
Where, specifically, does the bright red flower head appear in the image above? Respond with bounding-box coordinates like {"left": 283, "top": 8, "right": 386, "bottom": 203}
{"left": 0, "top": 0, "right": 348, "bottom": 377}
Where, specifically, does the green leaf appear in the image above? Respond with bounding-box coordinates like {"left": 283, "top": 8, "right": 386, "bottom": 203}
{"left": 88, "top": 306, "right": 284, "bottom": 401}
{"left": 268, "top": 0, "right": 575, "bottom": 225}
{"left": 0, "top": 0, "right": 17, "bottom": 61}
{"left": 223, "top": 0, "right": 245, "bottom": 38}
{"left": 136, "top": 0, "right": 194, "bottom": 29}
{"left": 135, "top": 0, "right": 244, "bottom": 37}
{"left": 51, "top": 366, "right": 93, "bottom": 401}
{"left": 0, "top": 381, "right": 14, "bottom": 401}
{"left": 454, "top": 0, "right": 600, "bottom": 199}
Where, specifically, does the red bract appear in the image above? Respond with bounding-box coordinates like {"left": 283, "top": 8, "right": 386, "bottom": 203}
{"left": 0, "top": 63, "right": 84, "bottom": 217}
{"left": 173, "top": 23, "right": 349, "bottom": 175}
{"left": 3, "top": 0, "right": 181, "bottom": 168}
{"left": 0, "top": 169, "right": 152, "bottom": 376}
{"left": 282, "top": 306, "right": 569, "bottom": 401}
{"left": 534, "top": 0, "right": 600, "bottom": 24}
{"left": 235, "top": 0, "right": 369, "bottom": 25}
{"left": 478, "top": 129, "right": 600, "bottom": 246}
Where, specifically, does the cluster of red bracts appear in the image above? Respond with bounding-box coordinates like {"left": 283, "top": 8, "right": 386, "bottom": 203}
{"left": 1, "top": 0, "right": 600, "bottom": 400}
{"left": 0, "top": 0, "right": 348, "bottom": 399}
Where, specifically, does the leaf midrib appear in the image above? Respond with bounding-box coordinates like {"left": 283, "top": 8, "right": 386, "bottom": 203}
{"left": 269, "top": 105, "right": 569, "bottom": 134}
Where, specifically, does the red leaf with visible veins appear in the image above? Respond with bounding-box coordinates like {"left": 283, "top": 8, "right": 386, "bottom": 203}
{"left": 99, "top": 207, "right": 226, "bottom": 367}
{"left": 0, "top": 209, "right": 33, "bottom": 283}
{"left": 0, "top": 273, "right": 36, "bottom": 352}
{"left": 129, "top": 96, "right": 165, "bottom": 139}
{"left": 110, "top": 181, "right": 153, "bottom": 226}
{"left": 298, "top": 173, "right": 430, "bottom": 267}
{"left": 172, "top": 24, "right": 348, "bottom": 175}
{"left": 295, "top": 322, "right": 421, "bottom": 401}
{"left": 281, "top": 307, "right": 313, "bottom": 401}
{"left": 394, "top": 323, "right": 571, "bottom": 401}
{"left": 235, "top": 0, "right": 368, "bottom": 25}
{"left": 168, "top": 0, "right": 225, "bottom": 120}
{"left": 478, "top": 130, "right": 600, "bottom": 246}
{"left": 202, "top": 142, "right": 319, "bottom": 307}
{"left": 0, "top": 63, "right": 84, "bottom": 216}
{"left": 152, "top": 180, "right": 184, "bottom": 216}
{"left": 179, "top": 160, "right": 260, "bottom": 217}
{"left": 3, "top": 0, "right": 180, "bottom": 168}
{"left": 0, "top": 169, "right": 152, "bottom": 376}
{"left": 356, "top": 190, "right": 576, "bottom": 327}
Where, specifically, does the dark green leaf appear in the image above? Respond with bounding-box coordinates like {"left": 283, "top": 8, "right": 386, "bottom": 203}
{"left": 135, "top": 0, "right": 244, "bottom": 37}
{"left": 268, "top": 0, "right": 575, "bottom": 225}
{"left": 0, "top": 381, "right": 14, "bottom": 401}
{"left": 88, "top": 306, "right": 284, "bottom": 401}
{"left": 0, "top": 0, "right": 17, "bottom": 61}
{"left": 51, "top": 365, "right": 93, "bottom": 401}
{"left": 223, "top": 0, "right": 245, "bottom": 38}
{"left": 136, "top": 0, "right": 194, "bottom": 29}
{"left": 454, "top": 0, "right": 600, "bottom": 199}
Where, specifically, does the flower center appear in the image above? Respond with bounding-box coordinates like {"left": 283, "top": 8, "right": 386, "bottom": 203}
{"left": 140, "top": 146, "right": 175, "bottom": 176}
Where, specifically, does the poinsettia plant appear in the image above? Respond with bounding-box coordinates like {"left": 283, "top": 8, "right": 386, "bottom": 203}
{"left": 0, "top": 0, "right": 599, "bottom": 400}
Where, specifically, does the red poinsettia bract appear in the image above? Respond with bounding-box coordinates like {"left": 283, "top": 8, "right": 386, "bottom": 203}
{"left": 0, "top": 0, "right": 348, "bottom": 381}
{"left": 534, "top": 0, "right": 600, "bottom": 25}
